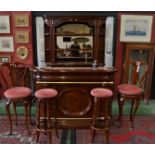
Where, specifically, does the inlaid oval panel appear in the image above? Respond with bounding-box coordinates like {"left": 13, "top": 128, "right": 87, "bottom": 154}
{"left": 57, "top": 88, "right": 92, "bottom": 116}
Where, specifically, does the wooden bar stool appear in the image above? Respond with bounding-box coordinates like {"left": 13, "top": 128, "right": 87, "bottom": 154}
{"left": 90, "top": 88, "right": 113, "bottom": 144}
{"left": 117, "top": 61, "right": 148, "bottom": 128}
{"left": 117, "top": 84, "right": 143, "bottom": 128}
{"left": 1, "top": 62, "right": 32, "bottom": 135}
{"left": 35, "top": 88, "right": 58, "bottom": 143}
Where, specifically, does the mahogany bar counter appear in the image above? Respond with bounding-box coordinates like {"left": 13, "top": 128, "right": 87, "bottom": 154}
{"left": 31, "top": 66, "right": 117, "bottom": 129}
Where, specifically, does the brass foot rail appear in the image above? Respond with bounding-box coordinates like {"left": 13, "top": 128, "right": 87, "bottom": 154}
{"left": 36, "top": 81, "right": 114, "bottom": 85}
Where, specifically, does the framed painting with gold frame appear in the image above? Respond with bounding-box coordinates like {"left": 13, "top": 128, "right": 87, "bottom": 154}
{"left": 14, "top": 14, "right": 29, "bottom": 27}
{"left": 15, "top": 31, "right": 29, "bottom": 43}
{"left": 16, "top": 46, "right": 29, "bottom": 60}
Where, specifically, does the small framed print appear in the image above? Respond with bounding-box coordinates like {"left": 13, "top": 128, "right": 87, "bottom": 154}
{"left": 14, "top": 14, "right": 29, "bottom": 27}
{"left": 0, "top": 55, "right": 11, "bottom": 63}
{"left": 15, "top": 31, "right": 29, "bottom": 43}
{"left": 16, "top": 46, "right": 29, "bottom": 60}
{"left": 0, "top": 15, "right": 10, "bottom": 33}
{"left": 0, "top": 37, "right": 14, "bottom": 52}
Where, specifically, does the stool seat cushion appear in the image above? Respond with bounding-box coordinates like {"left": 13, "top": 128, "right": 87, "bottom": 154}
{"left": 90, "top": 88, "right": 113, "bottom": 98}
{"left": 4, "top": 87, "right": 31, "bottom": 99}
{"left": 35, "top": 88, "right": 58, "bottom": 99}
{"left": 117, "top": 84, "right": 143, "bottom": 96}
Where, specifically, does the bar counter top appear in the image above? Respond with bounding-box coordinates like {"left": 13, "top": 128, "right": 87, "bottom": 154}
{"left": 31, "top": 66, "right": 117, "bottom": 73}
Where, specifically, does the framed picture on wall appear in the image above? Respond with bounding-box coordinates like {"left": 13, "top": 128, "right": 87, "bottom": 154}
{"left": 14, "top": 14, "right": 29, "bottom": 27}
{"left": 15, "top": 31, "right": 29, "bottom": 43}
{"left": 120, "top": 15, "right": 153, "bottom": 42}
{"left": 0, "top": 37, "right": 14, "bottom": 52}
{"left": 0, "top": 15, "right": 10, "bottom": 33}
{"left": 16, "top": 46, "right": 29, "bottom": 60}
{"left": 0, "top": 55, "right": 11, "bottom": 63}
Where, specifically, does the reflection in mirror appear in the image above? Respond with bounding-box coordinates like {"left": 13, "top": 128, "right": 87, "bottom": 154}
{"left": 56, "top": 36, "right": 93, "bottom": 60}
{"left": 55, "top": 23, "right": 94, "bottom": 62}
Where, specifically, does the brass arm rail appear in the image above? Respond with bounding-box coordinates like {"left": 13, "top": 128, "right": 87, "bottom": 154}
{"left": 36, "top": 81, "right": 114, "bottom": 85}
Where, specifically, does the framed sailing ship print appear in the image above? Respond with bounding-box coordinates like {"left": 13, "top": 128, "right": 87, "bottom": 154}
{"left": 120, "top": 15, "right": 153, "bottom": 42}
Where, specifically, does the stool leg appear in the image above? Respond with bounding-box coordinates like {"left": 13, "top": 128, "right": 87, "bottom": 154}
{"left": 13, "top": 102, "right": 18, "bottom": 126}
{"left": 6, "top": 101, "right": 12, "bottom": 135}
{"left": 104, "top": 119, "right": 109, "bottom": 144}
{"left": 55, "top": 102, "right": 59, "bottom": 139}
{"left": 55, "top": 128, "right": 59, "bottom": 139}
{"left": 54, "top": 101, "right": 59, "bottom": 139}
{"left": 117, "top": 94, "right": 124, "bottom": 127}
{"left": 28, "top": 96, "right": 32, "bottom": 125}
{"left": 36, "top": 99, "right": 41, "bottom": 143}
{"left": 104, "top": 99, "right": 110, "bottom": 144}
{"left": 130, "top": 99, "right": 135, "bottom": 121}
{"left": 130, "top": 98, "right": 140, "bottom": 128}
{"left": 104, "top": 130, "right": 109, "bottom": 144}
{"left": 44, "top": 102, "right": 47, "bottom": 135}
{"left": 89, "top": 128, "right": 95, "bottom": 143}
{"left": 24, "top": 101, "right": 29, "bottom": 133}
{"left": 48, "top": 129, "right": 52, "bottom": 144}
{"left": 90, "top": 97, "right": 97, "bottom": 143}
{"left": 47, "top": 102, "right": 52, "bottom": 144}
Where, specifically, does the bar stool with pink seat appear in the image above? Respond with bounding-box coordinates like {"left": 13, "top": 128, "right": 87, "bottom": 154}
{"left": 117, "top": 61, "right": 148, "bottom": 128}
{"left": 90, "top": 88, "right": 113, "bottom": 144}
{"left": 0, "top": 62, "right": 32, "bottom": 135}
{"left": 35, "top": 88, "right": 58, "bottom": 143}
